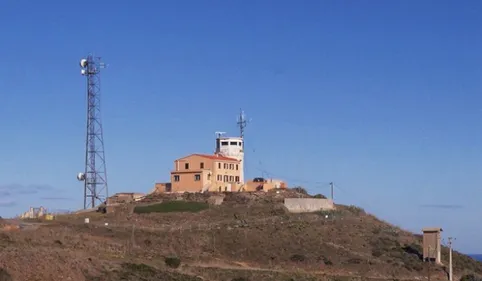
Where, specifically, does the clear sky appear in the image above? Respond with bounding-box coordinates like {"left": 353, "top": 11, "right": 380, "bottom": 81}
{"left": 1, "top": 1, "right": 481, "bottom": 253}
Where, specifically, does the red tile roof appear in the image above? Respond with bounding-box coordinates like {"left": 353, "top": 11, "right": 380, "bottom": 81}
{"left": 190, "top": 153, "right": 239, "bottom": 161}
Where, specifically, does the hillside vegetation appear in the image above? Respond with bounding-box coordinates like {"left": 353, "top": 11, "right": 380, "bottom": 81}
{"left": 0, "top": 189, "right": 480, "bottom": 281}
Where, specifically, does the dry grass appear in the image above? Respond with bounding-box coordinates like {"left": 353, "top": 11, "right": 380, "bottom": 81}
{"left": 0, "top": 191, "right": 479, "bottom": 281}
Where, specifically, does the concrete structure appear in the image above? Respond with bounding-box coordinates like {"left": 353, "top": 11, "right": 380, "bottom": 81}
{"left": 284, "top": 198, "right": 335, "bottom": 213}
{"left": 423, "top": 227, "right": 443, "bottom": 264}
{"left": 170, "top": 154, "right": 242, "bottom": 193}
{"left": 243, "top": 178, "right": 287, "bottom": 192}
{"left": 152, "top": 182, "right": 172, "bottom": 193}
{"left": 215, "top": 135, "right": 245, "bottom": 183}
{"left": 106, "top": 192, "right": 145, "bottom": 205}
{"left": 20, "top": 206, "right": 47, "bottom": 219}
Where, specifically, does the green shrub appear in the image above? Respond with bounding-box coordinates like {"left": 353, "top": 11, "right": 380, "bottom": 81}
{"left": 165, "top": 256, "right": 181, "bottom": 268}
{"left": 121, "top": 263, "right": 156, "bottom": 277}
{"left": 134, "top": 201, "right": 209, "bottom": 214}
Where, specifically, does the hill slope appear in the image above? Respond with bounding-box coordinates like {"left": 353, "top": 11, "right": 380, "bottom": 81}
{"left": 0, "top": 190, "right": 480, "bottom": 281}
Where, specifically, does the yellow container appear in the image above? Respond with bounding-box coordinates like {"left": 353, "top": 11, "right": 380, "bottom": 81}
{"left": 45, "top": 214, "right": 54, "bottom": 221}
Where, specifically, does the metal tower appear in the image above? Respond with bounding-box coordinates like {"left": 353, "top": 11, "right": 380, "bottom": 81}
{"left": 237, "top": 109, "right": 249, "bottom": 139}
{"left": 77, "top": 54, "right": 108, "bottom": 209}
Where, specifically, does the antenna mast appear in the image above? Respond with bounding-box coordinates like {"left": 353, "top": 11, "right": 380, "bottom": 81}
{"left": 237, "top": 109, "right": 249, "bottom": 139}
{"left": 77, "top": 54, "right": 109, "bottom": 209}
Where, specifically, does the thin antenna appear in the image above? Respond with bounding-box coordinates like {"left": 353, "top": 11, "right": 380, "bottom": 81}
{"left": 77, "top": 53, "right": 109, "bottom": 209}
{"left": 237, "top": 109, "right": 250, "bottom": 139}
{"left": 330, "top": 182, "right": 334, "bottom": 201}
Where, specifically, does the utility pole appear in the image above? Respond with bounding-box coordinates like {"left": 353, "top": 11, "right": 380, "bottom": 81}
{"left": 329, "top": 182, "right": 334, "bottom": 200}
{"left": 448, "top": 237, "right": 455, "bottom": 281}
{"left": 427, "top": 245, "right": 433, "bottom": 281}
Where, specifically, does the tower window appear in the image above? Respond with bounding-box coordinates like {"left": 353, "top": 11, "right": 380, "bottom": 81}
{"left": 235, "top": 176, "right": 240, "bottom": 182}
{"left": 194, "top": 174, "right": 201, "bottom": 181}
{"left": 174, "top": 175, "right": 180, "bottom": 182}
{"left": 224, "top": 163, "right": 228, "bottom": 169}
{"left": 218, "top": 162, "right": 221, "bottom": 169}
{"left": 200, "top": 162, "right": 204, "bottom": 169}
{"left": 221, "top": 141, "right": 229, "bottom": 146}
{"left": 185, "top": 163, "right": 189, "bottom": 169}
{"left": 236, "top": 164, "right": 238, "bottom": 170}
{"left": 230, "top": 142, "right": 237, "bottom": 145}
{"left": 229, "top": 164, "right": 234, "bottom": 170}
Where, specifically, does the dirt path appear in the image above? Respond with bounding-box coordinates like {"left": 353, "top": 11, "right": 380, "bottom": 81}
{"left": 185, "top": 261, "right": 426, "bottom": 281}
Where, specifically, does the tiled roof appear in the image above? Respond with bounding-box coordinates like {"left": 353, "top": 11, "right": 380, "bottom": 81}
{"left": 190, "top": 153, "right": 238, "bottom": 161}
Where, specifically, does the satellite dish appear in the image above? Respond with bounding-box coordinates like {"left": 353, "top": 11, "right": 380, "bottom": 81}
{"left": 80, "top": 59, "right": 88, "bottom": 68}
{"left": 77, "top": 172, "right": 85, "bottom": 181}
{"left": 81, "top": 69, "right": 86, "bottom": 75}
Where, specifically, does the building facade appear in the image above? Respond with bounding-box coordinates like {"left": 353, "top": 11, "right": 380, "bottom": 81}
{"left": 170, "top": 154, "right": 242, "bottom": 193}
{"left": 215, "top": 135, "right": 245, "bottom": 183}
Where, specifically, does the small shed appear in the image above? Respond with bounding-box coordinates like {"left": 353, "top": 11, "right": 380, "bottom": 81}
{"left": 422, "top": 227, "right": 443, "bottom": 264}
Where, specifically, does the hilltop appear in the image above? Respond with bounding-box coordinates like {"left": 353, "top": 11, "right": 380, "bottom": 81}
{"left": 0, "top": 189, "right": 481, "bottom": 281}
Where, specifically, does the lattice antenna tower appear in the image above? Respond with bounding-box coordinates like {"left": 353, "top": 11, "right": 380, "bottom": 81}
{"left": 76, "top": 54, "right": 109, "bottom": 209}
{"left": 237, "top": 109, "right": 250, "bottom": 139}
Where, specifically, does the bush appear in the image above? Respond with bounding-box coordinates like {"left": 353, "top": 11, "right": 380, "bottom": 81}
{"left": 290, "top": 254, "right": 306, "bottom": 262}
{"left": 165, "top": 256, "right": 181, "bottom": 268}
{"left": 461, "top": 274, "right": 482, "bottom": 281}
{"left": 313, "top": 194, "right": 327, "bottom": 199}
{"left": 291, "top": 187, "right": 308, "bottom": 195}
{"left": 346, "top": 205, "right": 365, "bottom": 215}
{"left": 0, "top": 268, "right": 12, "bottom": 281}
{"left": 134, "top": 201, "right": 209, "bottom": 214}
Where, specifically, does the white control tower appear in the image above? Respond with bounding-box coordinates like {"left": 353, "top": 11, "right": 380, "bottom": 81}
{"left": 215, "top": 132, "right": 245, "bottom": 183}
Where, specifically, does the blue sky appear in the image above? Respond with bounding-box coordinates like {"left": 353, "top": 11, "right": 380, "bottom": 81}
{"left": 1, "top": 1, "right": 481, "bottom": 253}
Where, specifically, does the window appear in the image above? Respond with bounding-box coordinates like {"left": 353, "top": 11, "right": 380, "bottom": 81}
{"left": 185, "top": 163, "right": 189, "bottom": 169}
{"left": 229, "top": 176, "right": 233, "bottom": 182}
{"left": 200, "top": 162, "right": 204, "bottom": 169}
{"left": 230, "top": 141, "right": 237, "bottom": 145}
{"left": 217, "top": 175, "right": 222, "bottom": 181}
{"left": 236, "top": 164, "right": 239, "bottom": 170}
{"left": 174, "top": 175, "right": 180, "bottom": 182}
{"left": 218, "top": 163, "right": 221, "bottom": 169}
{"left": 239, "top": 142, "right": 242, "bottom": 146}
{"left": 229, "top": 164, "right": 234, "bottom": 170}
{"left": 221, "top": 141, "right": 229, "bottom": 146}
{"left": 224, "top": 175, "right": 228, "bottom": 182}
{"left": 224, "top": 163, "right": 228, "bottom": 169}
{"left": 194, "top": 174, "right": 201, "bottom": 181}
{"left": 224, "top": 186, "right": 228, "bottom": 192}
{"left": 235, "top": 176, "right": 240, "bottom": 182}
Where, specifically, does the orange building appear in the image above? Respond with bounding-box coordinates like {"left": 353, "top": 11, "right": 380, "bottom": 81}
{"left": 170, "top": 154, "right": 242, "bottom": 193}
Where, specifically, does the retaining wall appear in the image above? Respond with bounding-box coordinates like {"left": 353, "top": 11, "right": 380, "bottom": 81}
{"left": 284, "top": 198, "right": 334, "bottom": 213}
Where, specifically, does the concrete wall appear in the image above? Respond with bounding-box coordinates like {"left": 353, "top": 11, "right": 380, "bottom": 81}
{"left": 284, "top": 198, "right": 334, "bottom": 213}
